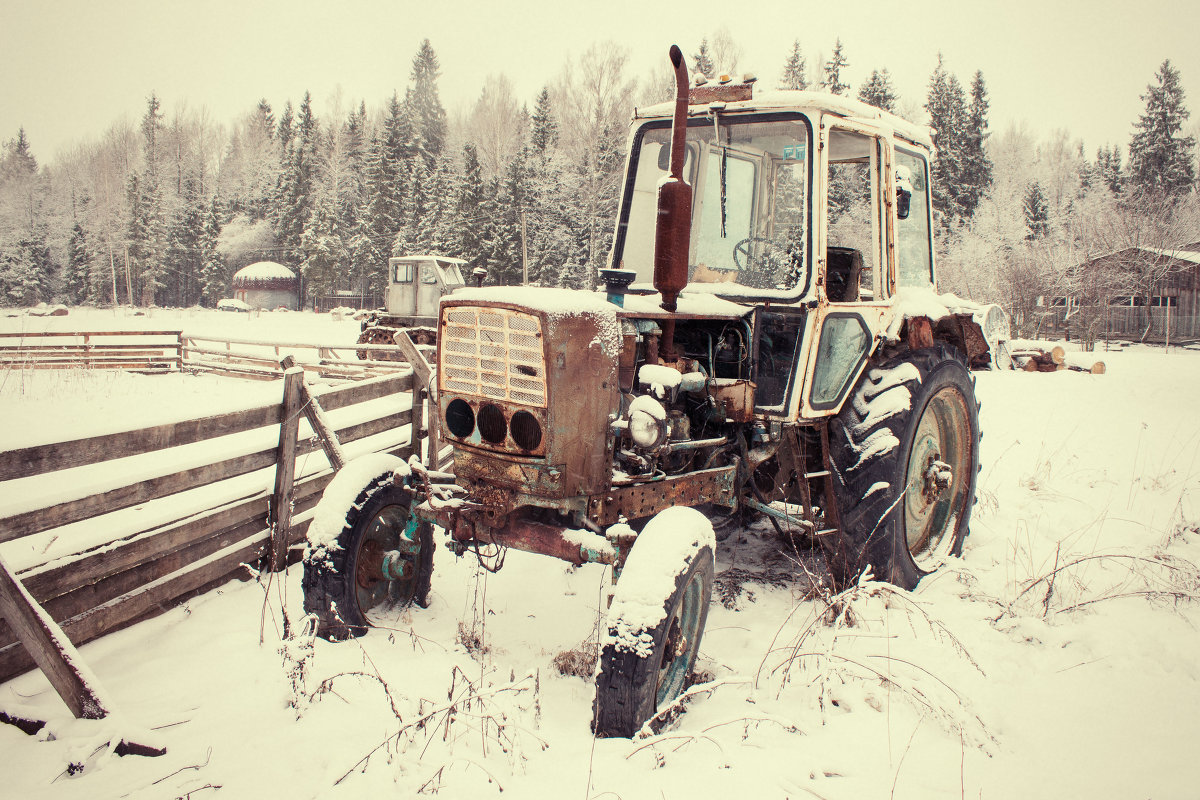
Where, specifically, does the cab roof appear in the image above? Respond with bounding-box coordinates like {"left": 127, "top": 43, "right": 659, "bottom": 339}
{"left": 633, "top": 88, "right": 934, "bottom": 151}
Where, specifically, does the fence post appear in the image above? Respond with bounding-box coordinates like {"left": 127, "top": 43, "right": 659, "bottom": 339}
{"left": 269, "top": 366, "right": 304, "bottom": 571}
{"left": 391, "top": 331, "right": 441, "bottom": 469}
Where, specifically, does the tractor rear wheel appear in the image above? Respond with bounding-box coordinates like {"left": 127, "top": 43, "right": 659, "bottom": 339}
{"left": 823, "top": 345, "right": 980, "bottom": 590}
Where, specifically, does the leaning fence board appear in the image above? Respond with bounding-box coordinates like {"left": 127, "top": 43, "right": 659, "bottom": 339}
{"left": 0, "top": 532, "right": 271, "bottom": 682}
{"left": 0, "top": 553, "right": 113, "bottom": 720}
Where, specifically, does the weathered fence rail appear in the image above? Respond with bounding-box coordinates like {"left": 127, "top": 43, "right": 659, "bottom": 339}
{"left": 182, "top": 333, "right": 408, "bottom": 381}
{"left": 0, "top": 367, "right": 425, "bottom": 685}
{"left": 0, "top": 330, "right": 183, "bottom": 371}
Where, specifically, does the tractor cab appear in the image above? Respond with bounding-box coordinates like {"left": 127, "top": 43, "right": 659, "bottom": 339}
{"left": 386, "top": 255, "right": 467, "bottom": 325}
{"left": 609, "top": 87, "right": 942, "bottom": 419}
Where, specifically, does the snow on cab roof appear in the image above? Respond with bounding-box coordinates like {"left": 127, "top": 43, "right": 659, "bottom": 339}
{"left": 634, "top": 88, "right": 934, "bottom": 150}
{"left": 394, "top": 254, "right": 468, "bottom": 263}
{"left": 232, "top": 261, "right": 297, "bottom": 282}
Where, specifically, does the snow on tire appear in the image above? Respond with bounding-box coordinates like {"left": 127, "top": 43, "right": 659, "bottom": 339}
{"left": 302, "top": 454, "right": 433, "bottom": 640}
{"left": 824, "top": 344, "right": 980, "bottom": 590}
{"left": 592, "top": 507, "right": 715, "bottom": 738}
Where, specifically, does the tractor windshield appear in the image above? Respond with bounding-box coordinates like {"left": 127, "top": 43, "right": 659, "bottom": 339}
{"left": 611, "top": 113, "right": 813, "bottom": 301}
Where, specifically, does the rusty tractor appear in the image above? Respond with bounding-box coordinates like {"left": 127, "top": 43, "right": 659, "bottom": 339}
{"left": 303, "top": 45, "right": 997, "bottom": 738}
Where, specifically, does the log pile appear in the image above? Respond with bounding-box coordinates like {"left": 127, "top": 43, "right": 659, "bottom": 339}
{"left": 1012, "top": 346, "right": 1106, "bottom": 374}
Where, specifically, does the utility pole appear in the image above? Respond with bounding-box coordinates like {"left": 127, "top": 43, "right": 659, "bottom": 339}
{"left": 124, "top": 244, "right": 134, "bottom": 307}
{"left": 107, "top": 242, "right": 118, "bottom": 306}
{"left": 521, "top": 211, "right": 529, "bottom": 286}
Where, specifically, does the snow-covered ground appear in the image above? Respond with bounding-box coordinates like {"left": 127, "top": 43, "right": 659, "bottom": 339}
{"left": 1, "top": 308, "right": 1199, "bottom": 799}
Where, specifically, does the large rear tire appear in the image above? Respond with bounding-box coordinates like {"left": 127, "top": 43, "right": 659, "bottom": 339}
{"left": 824, "top": 345, "right": 980, "bottom": 590}
{"left": 302, "top": 458, "right": 433, "bottom": 640}
{"left": 592, "top": 507, "right": 715, "bottom": 738}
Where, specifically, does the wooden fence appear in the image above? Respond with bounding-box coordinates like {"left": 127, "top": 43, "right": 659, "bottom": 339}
{"left": 0, "top": 330, "right": 183, "bottom": 371}
{"left": 0, "top": 368, "right": 425, "bottom": 685}
{"left": 181, "top": 333, "right": 408, "bottom": 381}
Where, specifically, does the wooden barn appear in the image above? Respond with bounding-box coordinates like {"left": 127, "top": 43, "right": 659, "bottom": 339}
{"left": 1046, "top": 244, "right": 1200, "bottom": 343}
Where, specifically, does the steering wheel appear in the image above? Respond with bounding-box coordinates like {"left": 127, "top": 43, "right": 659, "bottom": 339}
{"left": 732, "top": 237, "right": 775, "bottom": 271}
{"left": 732, "top": 237, "right": 807, "bottom": 290}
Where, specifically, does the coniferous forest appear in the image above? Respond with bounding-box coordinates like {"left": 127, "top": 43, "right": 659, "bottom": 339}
{"left": 1, "top": 36, "right": 1197, "bottom": 338}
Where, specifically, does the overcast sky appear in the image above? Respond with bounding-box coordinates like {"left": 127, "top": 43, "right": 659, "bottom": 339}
{"left": 3, "top": 0, "right": 1198, "bottom": 164}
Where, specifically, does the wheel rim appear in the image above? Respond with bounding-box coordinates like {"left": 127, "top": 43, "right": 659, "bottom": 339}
{"left": 655, "top": 568, "right": 705, "bottom": 707}
{"left": 903, "top": 385, "right": 972, "bottom": 569}
{"left": 352, "top": 503, "right": 418, "bottom": 625}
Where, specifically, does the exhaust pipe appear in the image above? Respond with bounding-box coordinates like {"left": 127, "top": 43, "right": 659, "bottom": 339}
{"left": 653, "top": 45, "right": 691, "bottom": 360}
{"left": 653, "top": 45, "right": 691, "bottom": 312}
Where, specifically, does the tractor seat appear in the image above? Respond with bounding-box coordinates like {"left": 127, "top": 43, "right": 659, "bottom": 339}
{"left": 826, "top": 247, "right": 863, "bottom": 303}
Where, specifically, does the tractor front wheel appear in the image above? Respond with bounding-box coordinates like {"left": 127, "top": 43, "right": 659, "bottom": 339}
{"left": 302, "top": 456, "right": 434, "bottom": 639}
{"left": 592, "top": 507, "right": 715, "bottom": 738}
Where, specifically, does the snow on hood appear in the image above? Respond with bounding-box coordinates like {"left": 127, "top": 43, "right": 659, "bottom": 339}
{"left": 621, "top": 291, "right": 750, "bottom": 318}
{"left": 448, "top": 286, "right": 622, "bottom": 354}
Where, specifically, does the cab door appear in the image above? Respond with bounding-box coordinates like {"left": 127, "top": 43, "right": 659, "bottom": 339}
{"left": 797, "top": 119, "right": 898, "bottom": 420}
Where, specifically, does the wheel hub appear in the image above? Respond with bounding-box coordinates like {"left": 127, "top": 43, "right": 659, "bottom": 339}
{"left": 904, "top": 387, "right": 972, "bottom": 567}
{"left": 921, "top": 457, "right": 953, "bottom": 503}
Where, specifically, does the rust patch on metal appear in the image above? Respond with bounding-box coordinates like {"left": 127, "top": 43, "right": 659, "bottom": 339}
{"left": 906, "top": 316, "right": 935, "bottom": 350}
{"left": 953, "top": 313, "right": 991, "bottom": 367}
{"left": 456, "top": 517, "right": 616, "bottom": 566}
{"left": 689, "top": 83, "right": 753, "bottom": 104}
{"left": 709, "top": 379, "right": 756, "bottom": 423}
{"left": 592, "top": 465, "right": 738, "bottom": 526}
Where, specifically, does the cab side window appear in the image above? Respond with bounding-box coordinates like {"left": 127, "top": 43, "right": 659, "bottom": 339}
{"left": 895, "top": 147, "right": 934, "bottom": 287}
{"left": 826, "top": 129, "right": 882, "bottom": 302}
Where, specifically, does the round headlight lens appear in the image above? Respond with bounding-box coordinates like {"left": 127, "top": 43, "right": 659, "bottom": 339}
{"left": 629, "top": 409, "right": 666, "bottom": 449}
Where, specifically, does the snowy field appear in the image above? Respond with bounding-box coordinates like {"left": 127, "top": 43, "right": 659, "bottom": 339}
{"left": 1, "top": 308, "right": 1199, "bottom": 799}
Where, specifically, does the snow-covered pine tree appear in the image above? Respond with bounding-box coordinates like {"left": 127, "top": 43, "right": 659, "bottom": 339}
{"left": 165, "top": 176, "right": 206, "bottom": 306}
{"left": 779, "top": 40, "right": 808, "bottom": 90}
{"left": 300, "top": 186, "right": 346, "bottom": 298}
{"left": 0, "top": 127, "right": 55, "bottom": 306}
{"left": 277, "top": 102, "right": 294, "bottom": 166}
{"left": 1023, "top": 182, "right": 1049, "bottom": 240}
{"left": 200, "top": 195, "right": 226, "bottom": 306}
{"left": 1095, "top": 144, "right": 1124, "bottom": 195}
{"left": 276, "top": 92, "right": 318, "bottom": 272}
{"left": 415, "top": 155, "right": 457, "bottom": 257}
{"left": 925, "top": 55, "right": 969, "bottom": 227}
{"left": 530, "top": 87, "right": 558, "bottom": 158}
{"left": 409, "top": 40, "right": 447, "bottom": 170}
{"left": 62, "top": 220, "right": 91, "bottom": 305}
{"left": 857, "top": 68, "right": 897, "bottom": 112}
{"left": 960, "top": 70, "right": 993, "bottom": 219}
{"left": 821, "top": 39, "right": 850, "bottom": 96}
{"left": 1128, "top": 59, "right": 1196, "bottom": 198}
{"left": 455, "top": 143, "right": 487, "bottom": 263}
{"left": 132, "top": 95, "right": 169, "bottom": 306}
{"left": 693, "top": 39, "right": 715, "bottom": 80}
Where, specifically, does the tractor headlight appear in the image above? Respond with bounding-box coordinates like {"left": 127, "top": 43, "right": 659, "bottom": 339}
{"left": 629, "top": 409, "right": 667, "bottom": 450}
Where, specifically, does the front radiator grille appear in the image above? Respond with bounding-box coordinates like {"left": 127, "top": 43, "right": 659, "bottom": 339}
{"left": 439, "top": 307, "right": 547, "bottom": 407}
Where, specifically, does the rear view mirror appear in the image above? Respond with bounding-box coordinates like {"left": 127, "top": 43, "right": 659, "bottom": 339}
{"left": 895, "top": 165, "right": 914, "bottom": 221}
